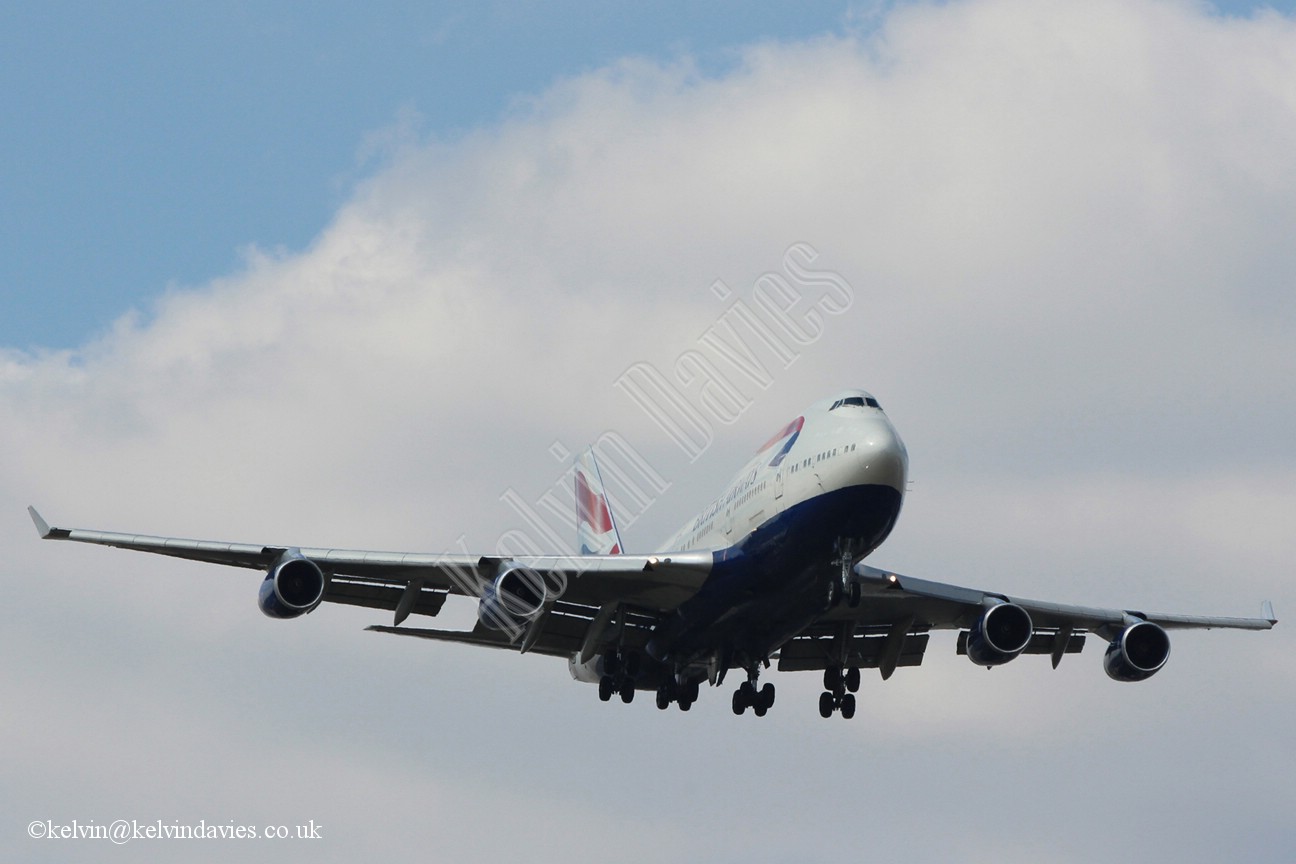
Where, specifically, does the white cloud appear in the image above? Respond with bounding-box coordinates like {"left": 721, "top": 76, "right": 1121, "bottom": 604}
{"left": 3, "top": 1, "right": 1295, "bottom": 861}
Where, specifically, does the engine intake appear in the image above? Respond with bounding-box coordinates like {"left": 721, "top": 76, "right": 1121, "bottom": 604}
{"left": 1104, "top": 621, "right": 1170, "bottom": 682}
{"left": 478, "top": 563, "right": 549, "bottom": 631}
{"left": 258, "top": 550, "right": 326, "bottom": 619}
{"left": 966, "top": 602, "right": 1033, "bottom": 666}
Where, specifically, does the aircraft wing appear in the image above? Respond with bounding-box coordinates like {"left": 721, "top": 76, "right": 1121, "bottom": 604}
{"left": 27, "top": 507, "right": 713, "bottom": 626}
{"left": 777, "top": 561, "right": 1275, "bottom": 677}
{"left": 847, "top": 563, "right": 1277, "bottom": 633}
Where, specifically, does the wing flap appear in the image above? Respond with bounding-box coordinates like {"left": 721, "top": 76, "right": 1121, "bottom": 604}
{"left": 366, "top": 594, "right": 666, "bottom": 659}
{"left": 956, "top": 630, "right": 1086, "bottom": 656}
{"left": 324, "top": 578, "right": 449, "bottom": 619}
{"left": 367, "top": 606, "right": 596, "bottom": 658}
{"left": 777, "top": 631, "right": 931, "bottom": 672}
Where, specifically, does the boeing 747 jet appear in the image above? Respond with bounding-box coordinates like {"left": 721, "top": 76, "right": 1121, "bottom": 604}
{"left": 30, "top": 389, "right": 1275, "bottom": 718}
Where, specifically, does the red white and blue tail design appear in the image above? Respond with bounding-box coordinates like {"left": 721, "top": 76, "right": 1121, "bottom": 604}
{"left": 757, "top": 416, "right": 804, "bottom": 468}
{"left": 576, "top": 448, "right": 624, "bottom": 555}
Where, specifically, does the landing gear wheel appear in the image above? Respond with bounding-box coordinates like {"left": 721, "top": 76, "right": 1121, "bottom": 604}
{"left": 823, "top": 667, "right": 842, "bottom": 691}
{"left": 656, "top": 687, "right": 672, "bottom": 711}
{"left": 735, "top": 677, "right": 774, "bottom": 717}
{"left": 845, "top": 666, "right": 861, "bottom": 693}
{"left": 678, "top": 697, "right": 693, "bottom": 711}
{"left": 818, "top": 691, "right": 835, "bottom": 718}
{"left": 619, "top": 682, "right": 635, "bottom": 704}
{"left": 827, "top": 579, "right": 842, "bottom": 608}
{"left": 847, "top": 581, "right": 862, "bottom": 608}
{"left": 598, "top": 675, "right": 614, "bottom": 702}
{"left": 840, "top": 693, "right": 856, "bottom": 719}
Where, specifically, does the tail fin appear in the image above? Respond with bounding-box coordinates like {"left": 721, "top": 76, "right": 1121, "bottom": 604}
{"left": 575, "top": 447, "right": 624, "bottom": 555}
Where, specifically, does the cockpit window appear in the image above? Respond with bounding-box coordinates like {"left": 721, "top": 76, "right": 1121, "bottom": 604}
{"left": 830, "top": 396, "right": 881, "bottom": 411}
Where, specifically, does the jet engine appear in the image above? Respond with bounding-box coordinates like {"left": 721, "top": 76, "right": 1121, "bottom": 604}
{"left": 966, "top": 602, "right": 1033, "bottom": 666}
{"left": 478, "top": 563, "right": 549, "bottom": 630}
{"left": 568, "top": 653, "right": 606, "bottom": 684}
{"left": 1103, "top": 621, "right": 1170, "bottom": 682}
{"left": 258, "top": 550, "right": 326, "bottom": 619}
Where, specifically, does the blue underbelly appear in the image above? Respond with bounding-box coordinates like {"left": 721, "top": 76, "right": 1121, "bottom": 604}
{"left": 649, "top": 483, "right": 903, "bottom": 664}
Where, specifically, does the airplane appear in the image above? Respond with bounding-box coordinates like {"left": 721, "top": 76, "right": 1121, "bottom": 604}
{"left": 29, "top": 388, "right": 1276, "bottom": 718}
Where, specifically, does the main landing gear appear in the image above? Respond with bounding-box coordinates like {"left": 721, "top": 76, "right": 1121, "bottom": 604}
{"left": 596, "top": 651, "right": 700, "bottom": 712}
{"left": 732, "top": 666, "right": 775, "bottom": 717}
{"left": 819, "top": 665, "right": 861, "bottom": 719}
{"left": 656, "top": 677, "right": 700, "bottom": 712}
{"left": 597, "top": 650, "right": 640, "bottom": 704}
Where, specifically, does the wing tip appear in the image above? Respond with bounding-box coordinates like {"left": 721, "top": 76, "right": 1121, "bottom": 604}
{"left": 28, "top": 506, "right": 52, "bottom": 538}
{"left": 28, "top": 506, "right": 72, "bottom": 540}
{"left": 1263, "top": 600, "right": 1277, "bottom": 626}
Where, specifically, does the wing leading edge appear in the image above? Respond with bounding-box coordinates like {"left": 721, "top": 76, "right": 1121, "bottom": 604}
{"left": 26, "top": 507, "right": 713, "bottom": 617}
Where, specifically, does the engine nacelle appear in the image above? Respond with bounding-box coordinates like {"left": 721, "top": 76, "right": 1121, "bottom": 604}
{"left": 258, "top": 551, "right": 326, "bottom": 619}
{"left": 1104, "top": 621, "right": 1170, "bottom": 682}
{"left": 568, "top": 653, "right": 606, "bottom": 684}
{"left": 478, "top": 563, "right": 549, "bottom": 631}
{"left": 966, "top": 602, "right": 1034, "bottom": 666}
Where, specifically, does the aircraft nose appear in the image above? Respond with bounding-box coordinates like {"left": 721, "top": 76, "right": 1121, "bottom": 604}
{"left": 856, "top": 420, "right": 908, "bottom": 493}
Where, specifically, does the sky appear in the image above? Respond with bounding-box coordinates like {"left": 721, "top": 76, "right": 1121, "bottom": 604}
{"left": 3, "top": 1, "right": 1295, "bottom": 861}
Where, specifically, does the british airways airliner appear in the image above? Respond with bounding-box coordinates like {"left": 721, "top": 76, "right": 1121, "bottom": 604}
{"left": 29, "top": 389, "right": 1275, "bottom": 718}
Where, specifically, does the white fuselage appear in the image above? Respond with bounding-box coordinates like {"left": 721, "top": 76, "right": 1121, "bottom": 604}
{"left": 663, "top": 390, "right": 909, "bottom": 554}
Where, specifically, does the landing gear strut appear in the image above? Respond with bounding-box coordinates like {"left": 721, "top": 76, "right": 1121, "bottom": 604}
{"left": 818, "top": 665, "right": 860, "bottom": 719}
{"left": 835, "top": 538, "right": 863, "bottom": 609}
